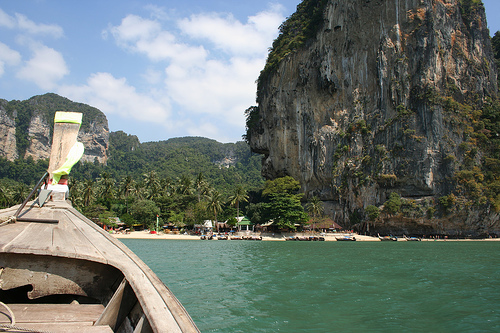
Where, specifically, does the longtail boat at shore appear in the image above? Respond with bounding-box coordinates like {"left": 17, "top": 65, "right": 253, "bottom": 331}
{"left": 0, "top": 112, "right": 199, "bottom": 333}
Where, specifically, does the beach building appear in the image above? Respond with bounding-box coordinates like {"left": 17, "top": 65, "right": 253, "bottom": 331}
{"left": 236, "top": 216, "right": 253, "bottom": 232}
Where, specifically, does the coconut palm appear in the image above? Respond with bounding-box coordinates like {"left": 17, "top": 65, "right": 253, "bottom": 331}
{"left": 194, "top": 172, "right": 208, "bottom": 202}
{"left": 143, "top": 171, "right": 160, "bottom": 200}
{"left": 228, "top": 185, "right": 249, "bottom": 220}
{"left": 69, "top": 179, "right": 84, "bottom": 209}
{"left": 97, "top": 172, "right": 115, "bottom": 208}
{"left": 177, "top": 174, "right": 193, "bottom": 195}
{"left": 119, "top": 175, "right": 136, "bottom": 213}
{"left": 205, "top": 189, "right": 224, "bottom": 233}
{"left": 119, "top": 175, "right": 135, "bottom": 199}
{"left": 11, "top": 184, "right": 28, "bottom": 204}
{"left": 305, "top": 196, "right": 324, "bottom": 231}
{"left": 0, "top": 184, "right": 12, "bottom": 208}
{"left": 82, "top": 179, "right": 95, "bottom": 207}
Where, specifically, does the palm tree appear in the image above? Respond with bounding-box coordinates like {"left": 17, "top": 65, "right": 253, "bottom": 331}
{"left": 305, "top": 196, "right": 324, "bottom": 232}
{"left": 159, "top": 177, "right": 173, "bottom": 197}
{"left": 228, "top": 185, "right": 249, "bottom": 220}
{"left": 97, "top": 172, "right": 115, "bottom": 209}
{"left": 82, "top": 179, "right": 95, "bottom": 207}
{"left": 119, "top": 175, "right": 135, "bottom": 199}
{"left": 11, "top": 184, "right": 28, "bottom": 204}
{"left": 205, "top": 189, "right": 224, "bottom": 233}
{"left": 194, "top": 172, "right": 208, "bottom": 202}
{"left": 177, "top": 174, "right": 193, "bottom": 195}
{"left": 119, "top": 175, "right": 135, "bottom": 213}
{"left": 69, "top": 179, "right": 83, "bottom": 210}
{"left": 143, "top": 171, "right": 160, "bottom": 200}
{"left": 0, "top": 184, "right": 12, "bottom": 208}
{"left": 131, "top": 182, "right": 144, "bottom": 200}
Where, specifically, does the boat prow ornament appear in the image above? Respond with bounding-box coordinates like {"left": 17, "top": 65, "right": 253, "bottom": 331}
{"left": 44, "top": 111, "right": 85, "bottom": 201}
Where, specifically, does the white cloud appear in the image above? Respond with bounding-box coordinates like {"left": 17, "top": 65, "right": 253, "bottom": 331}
{"left": 58, "top": 72, "right": 170, "bottom": 124}
{"left": 17, "top": 44, "right": 68, "bottom": 89}
{"left": 178, "top": 8, "right": 284, "bottom": 57}
{"left": 110, "top": 14, "right": 161, "bottom": 45}
{"left": 0, "top": 8, "right": 16, "bottom": 28}
{"left": 15, "top": 13, "right": 64, "bottom": 38}
{"left": 0, "top": 8, "right": 63, "bottom": 38}
{"left": 100, "top": 4, "right": 286, "bottom": 142}
{"left": 0, "top": 42, "right": 21, "bottom": 76}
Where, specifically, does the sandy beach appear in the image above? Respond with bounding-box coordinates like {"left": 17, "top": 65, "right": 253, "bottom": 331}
{"left": 111, "top": 231, "right": 377, "bottom": 241}
{"left": 111, "top": 231, "right": 500, "bottom": 242}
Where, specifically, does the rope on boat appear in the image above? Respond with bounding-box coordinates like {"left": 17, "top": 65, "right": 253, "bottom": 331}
{"left": 0, "top": 216, "right": 16, "bottom": 228}
{"left": 0, "top": 301, "right": 52, "bottom": 333}
{"left": 0, "top": 323, "right": 52, "bottom": 333}
{"left": 0, "top": 301, "right": 15, "bottom": 326}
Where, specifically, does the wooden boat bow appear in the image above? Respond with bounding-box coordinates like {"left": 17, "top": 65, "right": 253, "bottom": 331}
{"left": 0, "top": 112, "right": 199, "bottom": 332}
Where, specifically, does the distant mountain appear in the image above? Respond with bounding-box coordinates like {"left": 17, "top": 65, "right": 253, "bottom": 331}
{"left": 0, "top": 93, "right": 108, "bottom": 163}
{"left": 0, "top": 94, "right": 263, "bottom": 194}
{"left": 101, "top": 133, "right": 264, "bottom": 194}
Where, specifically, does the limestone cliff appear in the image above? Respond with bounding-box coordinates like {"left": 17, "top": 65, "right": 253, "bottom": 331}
{"left": 248, "top": 0, "right": 499, "bottom": 235}
{"left": 0, "top": 94, "right": 109, "bottom": 164}
{"left": 0, "top": 100, "right": 18, "bottom": 160}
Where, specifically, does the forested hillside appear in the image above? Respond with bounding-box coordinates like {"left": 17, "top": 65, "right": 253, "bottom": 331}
{"left": 0, "top": 130, "right": 266, "bottom": 229}
{"left": 0, "top": 133, "right": 263, "bottom": 199}
{"left": 103, "top": 134, "right": 263, "bottom": 193}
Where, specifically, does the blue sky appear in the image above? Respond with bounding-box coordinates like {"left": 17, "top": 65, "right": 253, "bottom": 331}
{"left": 0, "top": 1, "right": 499, "bottom": 144}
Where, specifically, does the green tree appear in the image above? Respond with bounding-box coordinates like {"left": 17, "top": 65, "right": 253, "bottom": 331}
{"left": 11, "top": 184, "right": 28, "bottom": 204}
{"left": 205, "top": 190, "right": 224, "bottom": 232}
{"left": 194, "top": 172, "right": 209, "bottom": 202}
{"left": 143, "top": 171, "right": 160, "bottom": 200}
{"left": 305, "top": 196, "right": 324, "bottom": 231}
{"left": 228, "top": 185, "right": 249, "bottom": 219}
{"left": 262, "top": 176, "right": 301, "bottom": 196}
{"left": 129, "top": 199, "right": 160, "bottom": 230}
{"left": 365, "top": 205, "right": 380, "bottom": 221}
{"left": 383, "top": 192, "right": 402, "bottom": 216}
{"left": 82, "top": 179, "right": 95, "bottom": 207}
{"left": 97, "top": 172, "right": 115, "bottom": 209}
{"left": 305, "top": 196, "right": 324, "bottom": 220}
{"left": 119, "top": 175, "right": 135, "bottom": 199}
{"left": 365, "top": 205, "right": 380, "bottom": 232}
{"left": 0, "top": 184, "right": 11, "bottom": 208}
{"left": 266, "top": 193, "right": 308, "bottom": 230}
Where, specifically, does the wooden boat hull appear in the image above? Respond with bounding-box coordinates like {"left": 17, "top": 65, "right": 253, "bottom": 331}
{"left": 335, "top": 237, "right": 356, "bottom": 241}
{"left": 0, "top": 201, "right": 199, "bottom": 332}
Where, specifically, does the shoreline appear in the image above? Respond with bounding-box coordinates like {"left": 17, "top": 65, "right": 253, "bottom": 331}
{"left": 111, "top": 231, "right": 500, "bottom": 242}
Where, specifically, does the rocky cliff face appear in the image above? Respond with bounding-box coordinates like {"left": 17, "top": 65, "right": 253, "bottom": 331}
{"left": 0, "top": 94, "right": 109, "bottom": 164}
{"left": 249, "top": 0, "right": 499, "bottom": 235}
{"left": 0, "top": 100, "right": 19, "bottom": 161}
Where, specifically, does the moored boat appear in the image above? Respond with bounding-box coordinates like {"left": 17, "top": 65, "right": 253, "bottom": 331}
{"left": 0, "top": 112, "right": 199, "bottom": 333}
{"left": 378, "top": 234, "right": 398, "bottom": 241}
{"left": 404, "top": 235, "right": 422, "bottom": 241}
{"left": 335, "top": 236, "right": 356, "bottom": 241}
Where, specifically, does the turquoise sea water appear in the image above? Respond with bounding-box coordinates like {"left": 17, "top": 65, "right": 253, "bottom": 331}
{"left": 122, "top": 239, "right": 500, "bottom": 332}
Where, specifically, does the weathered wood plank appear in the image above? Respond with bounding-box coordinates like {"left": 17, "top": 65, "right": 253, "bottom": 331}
{"left": 51, "top": 210, "right": 107, "bottom": 261}
{"left": 4, "top": 323, "right": 114, "bottom": 333}
{"left": 0, "top": 223, "right": 29, "bottom": 251}
{"left": 95, "top": 278, "right": 138, "bottom": 330}
{"left": 0, "top": 304, "right": 104, "bottom": 323}
{"left": 2, "top": 222, "right": 54, "bottom": 254}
